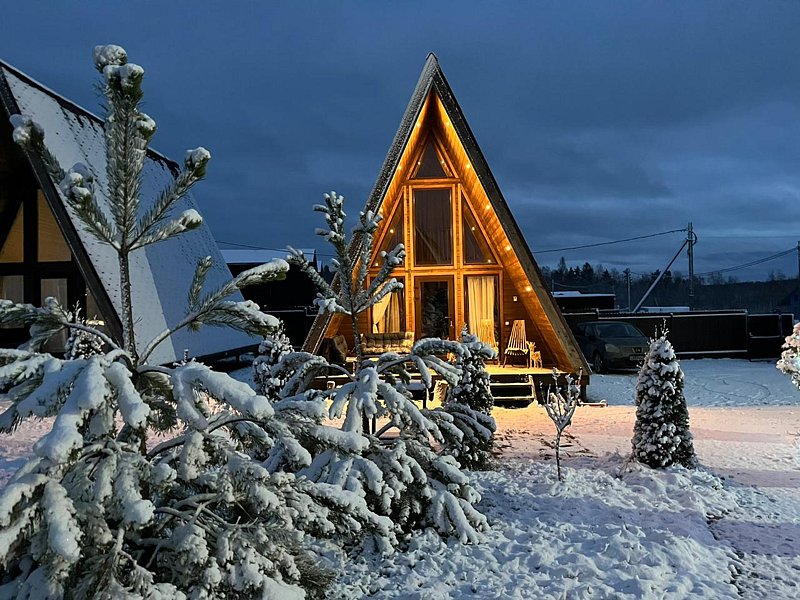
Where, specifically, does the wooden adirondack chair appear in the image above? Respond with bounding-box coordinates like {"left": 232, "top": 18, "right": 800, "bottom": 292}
{"left": 503, "top": 320, "right": 542, "bottom": 368}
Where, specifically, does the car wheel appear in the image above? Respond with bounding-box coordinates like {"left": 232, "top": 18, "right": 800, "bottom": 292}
{"left": 593, "top": 352, "right": 605, "bottom": 374}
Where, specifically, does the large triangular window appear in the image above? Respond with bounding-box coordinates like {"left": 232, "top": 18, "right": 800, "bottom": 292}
{"left": 462, "top": 196, "right": 495, "bottom": 264}
{"left": 413, "top": 138, "right": 451, "bottom": 179}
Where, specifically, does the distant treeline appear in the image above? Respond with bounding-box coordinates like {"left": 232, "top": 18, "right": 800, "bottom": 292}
{"left": 542, "top": 258, "right": 798, "bottom": 314}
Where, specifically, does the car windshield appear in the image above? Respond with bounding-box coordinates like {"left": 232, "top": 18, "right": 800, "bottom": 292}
{"left": 595, "top": 323, "right": 644, "bottom": 338}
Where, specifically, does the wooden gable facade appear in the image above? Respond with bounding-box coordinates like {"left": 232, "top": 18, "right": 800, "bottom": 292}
{"left": 304, "top": 55, "right": 589, "bottom": 378}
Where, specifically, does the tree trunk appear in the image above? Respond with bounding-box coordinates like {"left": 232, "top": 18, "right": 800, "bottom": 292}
{"left": 119, "top": 251, "right": 139, "bottom": 363}
{"left": 555, "top": 430, "right": 563, "bottom": 482}
{"left": 350, "top": 313, "right": 371, "bottom": 434}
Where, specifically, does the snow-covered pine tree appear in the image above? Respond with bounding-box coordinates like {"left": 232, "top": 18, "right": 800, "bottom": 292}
{"left": 285, "top": 193, "right": 489, "bottom": 541}
{"left": 253, "top": 320, "right": 294, "bottom": 398}
{"left": 0, "top": 45, "right": 392, "bottom": 599}
{"left": 429, "top": 326, "right": 497, "bottom": 470}
{"left": 631, "top": 328, "right": 696, "bottom": 468}
{"left": 541, "top": 368, "right": 580, "bottom": 482}
{"left": 777, "top": 322, "right": 800, "bottom": 390}
{"left": 64, "top": 307, "right": 105, "bottom": 359}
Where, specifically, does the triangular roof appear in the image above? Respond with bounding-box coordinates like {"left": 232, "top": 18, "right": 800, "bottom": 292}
{"left": 0, "top": 60, "right": 256, "bottom": 364}
{"left": 303, "top": 54, "right": 589, "bottom": 375}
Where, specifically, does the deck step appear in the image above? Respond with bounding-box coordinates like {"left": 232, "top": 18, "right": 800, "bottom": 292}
{"left": 492, "top": 395, "right": 537, "bottom": 405}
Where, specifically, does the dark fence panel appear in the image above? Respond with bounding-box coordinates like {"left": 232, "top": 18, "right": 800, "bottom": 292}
{"left": 564, "top": 310, "right": 794, "bottom": 360}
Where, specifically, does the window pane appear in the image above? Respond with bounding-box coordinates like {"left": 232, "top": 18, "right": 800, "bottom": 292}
{"left": 466, "top": 275, "right": 499, "bottom": 352}
{"left": 462, "top": 197, "right": 495, "bottom": 264}
{"left": 420, "top": 280, "right": 450, "bottom": 338}
{"left": 0, "top": 275, "right": 24, "bottom": 303}
{"left": 374, "top": 205, "right": 404, "bottom": 266}
{"left": 41, "top": 278, "right": 69, "bottom": 353}
{"left": 413, "top": 139, "right": 450, "bottom": 179}
{"left": 414, "top": 188, "right": 452, "bottom": 265}
{"left": 0, "top": 203, "right": 24, "bottom": 263}
{"left": 372, "top": 278, "right": 405, "bottom": 333}
{"left": 38, "top": 191, "right": 71, "bottom": 262}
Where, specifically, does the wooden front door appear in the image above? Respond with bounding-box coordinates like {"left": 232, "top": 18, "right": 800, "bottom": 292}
{"left": 415, "top": 276, "right": 455, "bottom": 340}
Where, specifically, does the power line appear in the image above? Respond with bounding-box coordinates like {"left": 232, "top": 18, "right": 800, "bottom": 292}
{"left": 534, "top": 228, "right": 686, "bottom": 254}
{"left": 216, "top": 239, "right": 337, "bottom": 258}
{"left": 696, "top": 247, "right": 795, "bottom": 277}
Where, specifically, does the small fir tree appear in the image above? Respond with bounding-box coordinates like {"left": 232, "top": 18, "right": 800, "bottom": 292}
{"left": 777, "top": 322, "right": 800, "bottom": 390}
{"left": 632, "top": 329, "right": 696, "bottom": 468}
{"left": 432, "top": 326, "right": 497, "bottom": 470}
{"left": 253, "top": 320, "right": 294, "bottom": 398}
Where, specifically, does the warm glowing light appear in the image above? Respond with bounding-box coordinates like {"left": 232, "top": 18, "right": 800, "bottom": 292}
{"left": 486, "top": 259, "right": 492, "bottom": 263}
{"left": 470, "top": 226, "right": 475, "bottom": 231}
{"left": 374, "top": 262, "right": 379, "bottom": 267}
{"left": 389, "top": 228, "right": 394, "bottom": 234}
{"left": 485, "top": 203, "right": 490, "bottom": 209}
{"left": 466, "top": 163, "right": 471, "bottom": 169}
{"left": 525, "top": 285, "right": 532, "bottom": 292}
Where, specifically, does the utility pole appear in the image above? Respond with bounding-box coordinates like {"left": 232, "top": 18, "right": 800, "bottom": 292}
{"left": 796, "top": 240, "right": 800, "bottom": 282}
{"left": 624, "top": 268, "right": 631, "bottom": 312}
{"left": 687, "top": 222, "right": 694, "bottom": 308}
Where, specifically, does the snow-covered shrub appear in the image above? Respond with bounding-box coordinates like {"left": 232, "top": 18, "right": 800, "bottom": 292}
{"left": 286, "top": 193, "right": 489, "bottom": 542}
{"left": 253, "top": 320, "right": 294, "bottom": 398}
{"left": 428, "top": 326, "right": 497, "bottom": 470}
{"left": 632, "top": 329, "right": 696, "bottom": 468}
{"left": 777, "top": 322, "right": 800, "bottom": 390}
{"left": 541, "top": 368, "right": 580, "bottom": 481}
{"left": 0, "top": 45, "right": 391, "bottom": 599}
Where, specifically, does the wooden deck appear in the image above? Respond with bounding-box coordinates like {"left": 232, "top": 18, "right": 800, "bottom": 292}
{"left": 316, "top": 357, "right": 579, "bottom": 406}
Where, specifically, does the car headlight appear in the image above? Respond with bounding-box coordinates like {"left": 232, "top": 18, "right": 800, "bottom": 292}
{"left": 604, "top": 343, "right": 619, "bottom": 353}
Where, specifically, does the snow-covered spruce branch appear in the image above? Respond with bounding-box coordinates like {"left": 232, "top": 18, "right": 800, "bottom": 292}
{"left": 130, "top": 149, "right": 210, "bottom": 249}
{"left": 9, "top": 113, "right": 65, "bottom": 183}
{"left": 139, "top": 258, "right": 288, "bottom": 364}
{"left": 58, "top": 163, "right": 118, "bottom": 247}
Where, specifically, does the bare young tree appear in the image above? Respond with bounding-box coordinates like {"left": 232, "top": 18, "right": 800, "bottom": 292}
{"left": 541, "top": 369, "right": 581, "bottom": 482}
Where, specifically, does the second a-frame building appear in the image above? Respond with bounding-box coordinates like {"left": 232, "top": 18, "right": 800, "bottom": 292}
{"left": 305, "top": 55, "right": 589, "bottom": 379}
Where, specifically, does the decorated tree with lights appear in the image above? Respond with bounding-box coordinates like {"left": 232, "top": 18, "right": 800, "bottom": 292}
{"left": 284, "top": 193, "right": 489, "bottom": 541}
{"left": 631, "top": 328, "right": 696, "bottom": 468}
{"left": 777, "top": 322, "right": 800, "bottom": 390}
{"left": 0, "top": 45, "right": 393, "bottom": 599}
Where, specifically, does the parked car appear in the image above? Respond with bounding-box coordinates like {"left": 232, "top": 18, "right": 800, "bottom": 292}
{"left": 572, "top": 321, "right": 649, "bottom": 373}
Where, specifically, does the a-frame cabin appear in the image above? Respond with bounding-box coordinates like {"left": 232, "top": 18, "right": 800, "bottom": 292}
{"left": 0, "top": 59, "right": 257, "bottom": 364}
{"left": 304, "top": 55, "right": 589, "bottom": 383}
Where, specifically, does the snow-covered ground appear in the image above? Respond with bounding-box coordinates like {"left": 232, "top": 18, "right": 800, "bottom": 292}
{"left": 2, "top": 358, "right": 800, "bottom": 598}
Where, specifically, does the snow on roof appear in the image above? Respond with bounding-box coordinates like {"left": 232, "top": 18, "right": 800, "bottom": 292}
{"left": 552, "top": 291, "right": 616, "bottom": 298}
{"left": 0, "top": 62, "right": 256, "bottom": 364}
{"left": 221, "top": 248, "right": 317, "bottom": 269}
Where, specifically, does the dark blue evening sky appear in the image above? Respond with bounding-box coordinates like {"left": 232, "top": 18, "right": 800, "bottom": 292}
{"left": 2, "top": 1, "right": 799, "bottom": 281}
